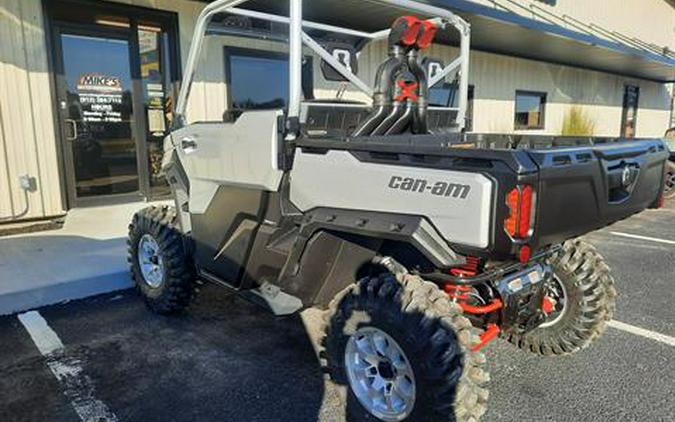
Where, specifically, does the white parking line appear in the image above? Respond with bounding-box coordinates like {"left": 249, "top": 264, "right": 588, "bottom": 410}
{"left": 17, "top": 311, "right": 118, "bottom": 422}
{"left": 610, "top": 231, "right": 675, "bottom": 246}
{"left": 608, "top": 320, "right": 675, "bottom": 347}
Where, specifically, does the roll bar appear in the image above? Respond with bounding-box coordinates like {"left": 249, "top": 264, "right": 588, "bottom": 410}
{"left": 173, "top": 0, "right": 471, "bottom": 133}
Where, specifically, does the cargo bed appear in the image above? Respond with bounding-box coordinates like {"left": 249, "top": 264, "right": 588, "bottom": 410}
{"left": 295, "top": 131, "right": 669, "bottom": 258}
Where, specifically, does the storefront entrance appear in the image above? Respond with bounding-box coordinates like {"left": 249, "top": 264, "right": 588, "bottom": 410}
{"left": 57, "top": 29, "right": 139, "bottom": 200}
{"left": 47, "top": 0, "right": 179, "bottom": 206}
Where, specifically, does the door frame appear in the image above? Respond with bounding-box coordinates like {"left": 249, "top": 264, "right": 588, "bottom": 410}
{"left": 43, "top": 0, "right": 182, "bottom": 208}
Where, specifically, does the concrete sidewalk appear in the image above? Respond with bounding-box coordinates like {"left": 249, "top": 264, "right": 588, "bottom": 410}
{"left": 0, "top": 201, "right": 166, "bottom": 316}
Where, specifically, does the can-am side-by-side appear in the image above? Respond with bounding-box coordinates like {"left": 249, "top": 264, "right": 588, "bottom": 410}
{"left": 127, "top": 1, "right": 669, "bottom": 420}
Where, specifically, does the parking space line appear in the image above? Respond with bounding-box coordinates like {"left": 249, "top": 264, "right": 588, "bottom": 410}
{"left": 586, "top": 234, "right": 673, "bottom": 252}
{"left": 18, "top": 311, "right": 118, "bottom": 422}
{"left": 608, "top": 320, "right": 675, "bottom": 347}
{"left": 609, "top": 231, "right": 675, "bottom": 246}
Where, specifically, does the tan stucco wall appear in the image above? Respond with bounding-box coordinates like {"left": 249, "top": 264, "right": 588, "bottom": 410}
{"left": 0, "top": 0, "right": 65, "bottom": 222}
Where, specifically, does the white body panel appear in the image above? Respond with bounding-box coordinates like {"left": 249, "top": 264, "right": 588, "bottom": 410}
{"left": 289, "top": 150, "right": 494, "bottom": 248}
{"left": 171, "top": 110, "right": 284, "bottom": 213}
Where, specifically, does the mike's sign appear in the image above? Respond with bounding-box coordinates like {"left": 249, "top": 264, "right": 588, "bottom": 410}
{"left": 77, "top": 73, "right": 122, "bottom": 93}
{"left": 76, "top": 73, "right": 125, "bottom": 123}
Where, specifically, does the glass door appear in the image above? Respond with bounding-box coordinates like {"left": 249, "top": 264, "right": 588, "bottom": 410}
{"left": 56, "top": 29, "right": 140, "bottom": 204}
{"left": 137, "top": 24, "right": 174, "bottom": 197}
{"left": 48, "top": 0, "right": 181, "bottom": 206}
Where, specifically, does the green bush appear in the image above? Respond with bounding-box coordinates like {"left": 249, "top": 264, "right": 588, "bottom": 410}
{"left": 562, "top": 106, "right": 596, "bottom": 136}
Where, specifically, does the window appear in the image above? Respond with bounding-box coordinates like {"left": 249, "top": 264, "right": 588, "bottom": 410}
{"left": 225, "top": 48, "right": 312, "bottom": 113}
{"left": 621, "top": 85, "right": 639, "bottom": 138}
{"left": 515, "top": 91, "right": 546, "bottom": 130}
{"left": 429, "top": 83, "right": 475, "bottom": 131}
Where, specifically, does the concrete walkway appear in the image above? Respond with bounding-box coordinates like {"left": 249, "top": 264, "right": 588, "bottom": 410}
{"left": 0, "top": 201, "right": 167, "bottom": 315}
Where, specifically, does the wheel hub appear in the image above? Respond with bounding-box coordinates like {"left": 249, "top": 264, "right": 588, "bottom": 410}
{"left": 344, "top": 327, "right": 416, "bottom": 421}
{"left": 539, "top": 274, "right": 567, "bottom": 328}
{"left": 377, "top": 360, "right": 396, "bottom": 380}
{"left": 138, "top": 234, "right": 164, "bottom": 288}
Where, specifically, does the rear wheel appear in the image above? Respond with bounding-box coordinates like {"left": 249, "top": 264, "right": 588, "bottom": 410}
{"left": 321, "top": 273, "right": 490, "bottom": 421}
{"left": 665, "top": 162, "right": 675, "bottom": 199}
{"left": 127, "top": 206, "right": 196, "bottom": 314}
{"left": 504, "top": 239, "right": 616, "bottom": 356}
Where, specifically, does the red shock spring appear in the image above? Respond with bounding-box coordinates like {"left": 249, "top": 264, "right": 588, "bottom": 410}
{"left": 444, "top": 257, "right": 503, "bottom": 351}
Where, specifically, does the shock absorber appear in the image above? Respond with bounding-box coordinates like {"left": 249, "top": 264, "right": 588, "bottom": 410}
{"left": 443, "top": 257, "right": 503, "bottom": 351}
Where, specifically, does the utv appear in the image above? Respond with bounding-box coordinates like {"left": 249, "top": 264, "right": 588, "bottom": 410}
{"left": 127, "top": 0, "right": 669, "bottom": 420}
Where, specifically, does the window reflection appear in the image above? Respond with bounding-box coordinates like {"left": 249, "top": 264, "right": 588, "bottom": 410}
{"left": 226, "top": 49, "right": 313, "bottom": 120}
{"left": 229, "top": 53, "right": 290, "bottom": 111}
{"left": 61, "top": 34, "right": 139, "bottom": 198}
{"left": 515, "top": 91, "right": 546, "bottom": 130}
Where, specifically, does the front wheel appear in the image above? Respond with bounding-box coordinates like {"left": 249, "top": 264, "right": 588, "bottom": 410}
{"left": 504, "top": 239, "right": 616, "bottom": 356}
{"left": 321, "top": 273, "right": 490, "bottom": 421}
{"left": 127, "top": 206, "right": 196, "bottom": 314}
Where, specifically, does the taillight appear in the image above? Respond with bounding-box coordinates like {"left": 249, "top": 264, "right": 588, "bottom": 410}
{"left": 518, "top": 245, "right": 532, "bottom": 263}
{"left": 518, "top": 185, "right": 534, "bottom": 237}
{"left": 505, "top": 189, "right": 519, "bottom": 237}
{"left": 504, "top": 185, "right": 536, "bottom": 239}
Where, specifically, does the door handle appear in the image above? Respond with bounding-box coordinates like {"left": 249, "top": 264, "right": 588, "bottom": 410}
{"left": 65, "top": 119, "right": 78, "bottom": 141}
{"left": 181, "top": 136, "right": 197, "bottom": 151}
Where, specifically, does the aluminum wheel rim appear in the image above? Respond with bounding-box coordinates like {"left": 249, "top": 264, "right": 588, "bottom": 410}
{"left": 539, "top": 274, "right": 568, "bottom": 328}
{"left": 344, "top": 326, "right": 416, "bottom": 421}
{"left": 137, "top": 234, "right": 164, "bottom": 288}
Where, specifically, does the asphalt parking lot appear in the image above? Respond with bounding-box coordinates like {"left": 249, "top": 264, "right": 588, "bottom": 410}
{"left": 1, "top": 205, "right": 674, "bottom": 422}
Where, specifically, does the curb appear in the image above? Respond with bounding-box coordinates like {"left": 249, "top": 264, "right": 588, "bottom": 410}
{"left": 0, "top": 272, "right": 133, "bottom": 316}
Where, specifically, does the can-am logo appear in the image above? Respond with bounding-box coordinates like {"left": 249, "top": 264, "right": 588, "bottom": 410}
{"left": 388, "top": 176, "right": 471, "bottom": 199}
{"left": 77, "top": 73, "right": 122, "bottom": 92}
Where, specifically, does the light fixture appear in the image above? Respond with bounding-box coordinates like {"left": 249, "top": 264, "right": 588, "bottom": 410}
{"left": 95, "top": 19, "right": 130, "bottom": 29}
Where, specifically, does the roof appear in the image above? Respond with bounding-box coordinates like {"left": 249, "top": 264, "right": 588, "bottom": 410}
{"left": 225, "top": 0, "right": 675, "bottom": 83}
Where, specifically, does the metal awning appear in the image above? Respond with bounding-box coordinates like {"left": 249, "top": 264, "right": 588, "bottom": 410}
{"left": 215, "top": 0, "right": 675, "bottom": 83}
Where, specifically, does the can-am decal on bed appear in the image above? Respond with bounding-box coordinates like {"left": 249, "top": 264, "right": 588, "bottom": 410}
{"left": 388, "top": 176, "right": 471, "bottom": 199}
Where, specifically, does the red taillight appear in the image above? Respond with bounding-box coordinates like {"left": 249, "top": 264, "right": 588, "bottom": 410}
{"left": 505, "top": 188, "right": 519, "bottom": 237}
{"left": 519, "top": 245, "right": 532, "bottom": 263}
{"left": 504, "top": 185, "right": 535, "bottom": 239}
{"left": 518, "top": 185, "right": 534, "bottom": 237}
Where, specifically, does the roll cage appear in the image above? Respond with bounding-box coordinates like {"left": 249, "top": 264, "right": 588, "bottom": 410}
{"left": 173, "top": 0, "right": 472, "bottom": 134}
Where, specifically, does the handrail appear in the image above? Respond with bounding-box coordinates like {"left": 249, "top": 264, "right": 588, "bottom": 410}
{"left": 500, "top": 0, "right": 557, "bottom": 25}
{"left": 532, "top": 4, "right": 671, "bottom": 58}
{"left": 529, "top": 4, "right": 589, "bottom": 34}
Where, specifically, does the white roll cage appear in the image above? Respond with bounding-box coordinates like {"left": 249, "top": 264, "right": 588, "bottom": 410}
{"left": 174, "top": 0, "right": 471, "bottom": 132}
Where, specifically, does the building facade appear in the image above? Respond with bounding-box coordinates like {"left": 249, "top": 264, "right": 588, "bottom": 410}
{"left": 0, "top": 0, "right": 674, "bottom": 223}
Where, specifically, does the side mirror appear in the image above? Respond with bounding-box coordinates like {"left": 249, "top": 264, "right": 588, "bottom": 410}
{"left": 320, "top": 42, "right": 358, "bottom": 82}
